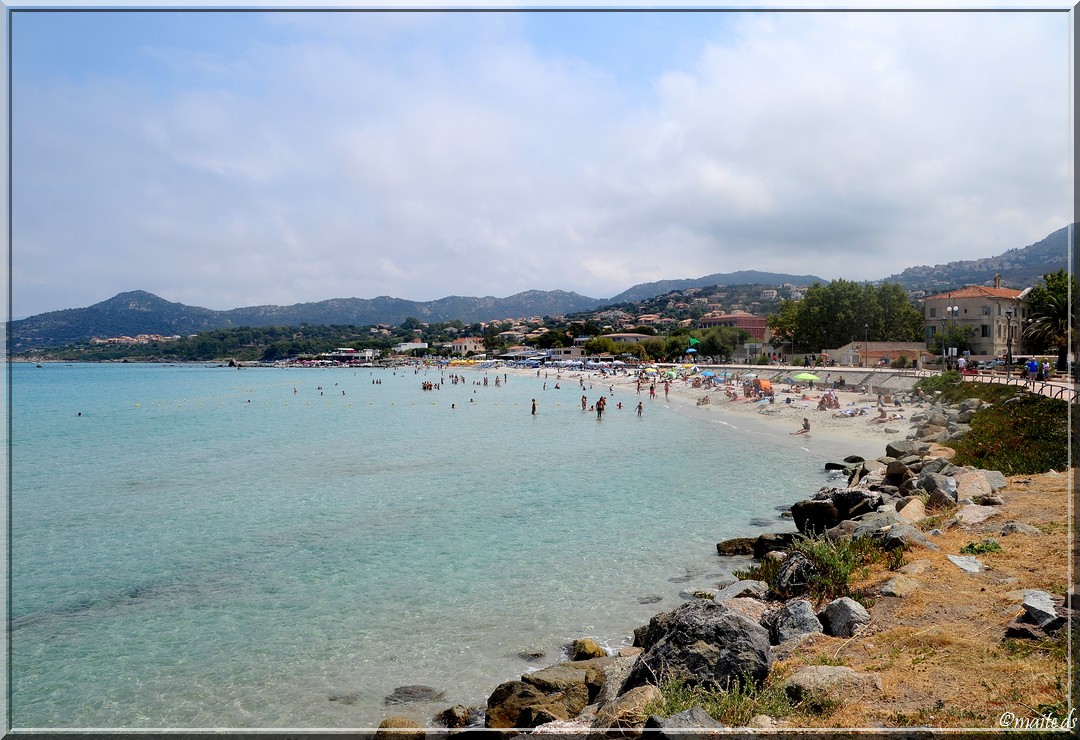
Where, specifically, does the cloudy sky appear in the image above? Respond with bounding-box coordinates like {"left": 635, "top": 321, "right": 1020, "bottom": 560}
{"left": 10, "top": 3, "right": 1072, "bottom": 318}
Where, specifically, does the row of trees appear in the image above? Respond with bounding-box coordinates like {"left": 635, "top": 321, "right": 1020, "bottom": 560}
{"left": 766, "top": 280, "right": 923, "bottom": 352}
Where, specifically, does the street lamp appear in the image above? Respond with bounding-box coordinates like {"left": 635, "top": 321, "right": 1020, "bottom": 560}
{"left": 944, "top": 305, "right": 959, "bottom": 370}
{"left": 863, "top": 324, "right": 869, "bottom": 368}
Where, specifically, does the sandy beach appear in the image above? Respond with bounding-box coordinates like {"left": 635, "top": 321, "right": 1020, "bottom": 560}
{"left": 511, "top": 363, "right": 920, "bottom": 452}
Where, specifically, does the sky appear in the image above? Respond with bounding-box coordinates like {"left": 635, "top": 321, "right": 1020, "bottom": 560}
{"left": 8, "top": 3, "right": 1074, "bottom": 318}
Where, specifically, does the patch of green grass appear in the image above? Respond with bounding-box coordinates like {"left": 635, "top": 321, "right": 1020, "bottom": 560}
{"left": 915, "top": 512, "right": 950, "bottom": 531}
{"left": 1000, "top": 631, "right": 1068, "bottom": 662}
{"left": 959, "top": 539, "right": 1002, "bottom": 555}
{"left": 732, "top": 554, "right": 782, "bottom": 584}
{"left": 792, "top": 535, "right": 898, "bottom": 605}
{"left": 643, "top": 673, "right": 840, "bottom": 727}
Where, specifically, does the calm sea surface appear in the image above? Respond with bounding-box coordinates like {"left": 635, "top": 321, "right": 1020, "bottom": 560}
{"left": 10, "top": 362, "right": 875, "bottom": 729}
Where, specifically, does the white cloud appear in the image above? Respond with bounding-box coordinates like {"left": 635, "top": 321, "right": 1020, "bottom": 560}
{"left": 11, "top": 9, "right": 1070, "bottom": 317}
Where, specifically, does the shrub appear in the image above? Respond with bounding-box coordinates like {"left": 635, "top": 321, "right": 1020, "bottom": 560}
{"left": 913, "top": 370, "right": 962, "bottom": 394}
{"left": 643, "top": 672, "right": 837, "bottom": 726}
{"left": 792, "top": 535, "right": 894, "bottom": 604}
{"left": 948, "top": 393, "right": 1071, "bottom": 474}
{"left": 890, "top": 355, "right": 910, "bottom": 369}
{"left": 960, "top": 539, "right": 1002, "bottom": 555}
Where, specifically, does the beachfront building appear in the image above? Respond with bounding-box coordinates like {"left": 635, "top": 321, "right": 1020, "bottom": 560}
{"left": 392, "top": 342, "right": 429, "bottom": 353}
{"left": 698, "top": 310, "right": 769, "bottom": 340}
{"left": 449, "top": 337, "right": 486, "bottom": 356}
{"left": 546, "top": 347, "right": 585, "bottom": 361}
{"left": 922, "top": 276, "right": 1031, "bottom": 359}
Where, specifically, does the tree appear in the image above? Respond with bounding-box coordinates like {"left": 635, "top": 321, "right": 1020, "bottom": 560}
{"left": 1024, "top": 269, "right": 1078, "bottom": 370}
{"left": 930, "top": 325, "right": 976, "bottom": 359}
{"left": 767, "top": 281, "right": 922, "bottom": 352}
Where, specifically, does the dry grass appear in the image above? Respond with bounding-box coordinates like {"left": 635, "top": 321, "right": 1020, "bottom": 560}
{"left": 771, "top": 470, "right": 1071, "bottom": 729}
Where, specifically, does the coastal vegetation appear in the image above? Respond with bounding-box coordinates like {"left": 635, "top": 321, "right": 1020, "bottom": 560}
{"left": 735, "top": 535, "right": 905, "bottom": 606}
{"left": 913, "top": 374, "right": 1073, "bottom": 474}
{"left": 643, "top": 671, "right": 838, "bottom": 727}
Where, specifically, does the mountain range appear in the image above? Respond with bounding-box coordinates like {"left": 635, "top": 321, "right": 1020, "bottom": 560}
{"left": 11, "top": 226, "right": 1070, "bottom": 352}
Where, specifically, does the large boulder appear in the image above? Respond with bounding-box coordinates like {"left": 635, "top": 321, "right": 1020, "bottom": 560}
{"left": 375, "top": 717, "right": 425, "bottom": 740}
{"left": 752, "top": 531, "right": 803, "bottom": 559}
{"left": 766, "top": 599, "right": 823, "bottom": 644}
{"left": 592, "top": 684, "right": 662, "bottom": 735}
{"left": 814, "top": 487, "right": 883, "bottom": 520}
{"left": 644, "top": 707, "right": 724, "bottom": 734}
{"left": 771, "top": 552, "right": 818, "bottom": 597}
{"left": 716, "top": 537, "right": 756, "bottom": 556}
{"left": 790, "top": 499, "right": 840, "bottom": 535}
{"left": 953, "top": 469, "right": 993, "bottom": 500}
{"left": 820, "top": 597, "right": 871, "bottom": 637}
{"left": 885, "top": 440, "right": 930, "bottom": 459}
{"left": 783, "top": 666, "right": 883, "bottom": 705}
{"left": 622, "top": 600, "right": 773, "bottom": 693}
{"left": 571, "top": 638, "right": 607, "bottom": 661}
{"left": 879, "top": 522, "right": 939, "bottom": 551}
{"left": 485, "top": 676, "right": 586, "bottom": 729}
{"left": 714, "top": 580, "right": 770, "bottom": 601}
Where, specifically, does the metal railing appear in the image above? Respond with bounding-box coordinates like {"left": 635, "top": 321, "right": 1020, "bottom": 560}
{"left": 960, "top": 372, "right": 1079, "bottom": 404}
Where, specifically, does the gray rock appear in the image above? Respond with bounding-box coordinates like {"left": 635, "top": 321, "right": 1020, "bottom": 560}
{"left": 820, "top": 597, "right": 871, "bottom": 637}
{"left": 721, "top": 597, "right": 769, "bottom": 625}
{"left": 791, "top": 499, "right": 841, "bottom": 535}
{"left": 885, "top": 460, "right": 912, "bottom": 478}
{"left": 880, "top": 522, "right": 940, "bottom": 551}
{"left": 783, "top": 666, "right": 883, "bottom": 703}
{"left": 752, "top": 531, "right": 803, "bottom": 559}
{"left": 918, "top": 472, "right": 957, "bottom": 500}
{"left": 716, "top": 537, "right": 756, "bottom": 556}
{"left": 981, "top": 469, "right": 1008, "bottom": 491}
{"left": 714, "top": 579, "right": 770, "bottom": 601}
{"left": 1000, "top": 521, "right": 1042, "bottom": 537}
{"left": 899, "top": 559, "right": 933, "bottom": 575}
{"left": 848, "top": 509, "right": 903, "bottom": 539}
{"left": 771, "top": 551, "right": 817, "bottom": 597}
{"left": 644, "top": 706, "right": 725, "bottom": 733}
{"left": 1023, "top": 590, "right": 1060, "bottom": 629}
{"left": 622, "top": 599, "right": 773, "bottom": 693}
{"left": 861, "top": 459, "right": 887, "bottom": 475}
{"left": 384, "top": 685, "right": 446, "bottom": 705}
{"left": 954, "top": 504, "right": 1000, "bottom": 526}
{"left": 977, "top": 495, "right": 1006, "bottom": 506}
{"left": 885, "top": 440, "right": 930, "bottom": 458}
{"left": 947, "top": 554, "right": 984, "bottom": 573}
{"left": 920, "top": 457, "right": 953, "bottom": 475}
{"left": 768, "top": 599, "right": 823, "bottom": 644}
{"left": 879, "top": 575, "right": 921, "bottom": 597}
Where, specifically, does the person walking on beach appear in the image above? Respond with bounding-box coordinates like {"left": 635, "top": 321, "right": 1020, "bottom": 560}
{"left": 596, "top": 395, "right": 606, "bottom": 419}
{"left": 635, "top": 401, "right": 643, "bottom": 416}
{"left": 531, "top": 399, "right": 537, "bottom": 415}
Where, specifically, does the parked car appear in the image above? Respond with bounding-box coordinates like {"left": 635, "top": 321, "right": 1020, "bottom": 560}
{"left": 978, "top": 359, "right": 1006, "bottom": 370}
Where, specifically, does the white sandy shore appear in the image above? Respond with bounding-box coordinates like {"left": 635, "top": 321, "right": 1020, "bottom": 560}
{"left": 503, "top": 364, "right": 920, "bottom": 459}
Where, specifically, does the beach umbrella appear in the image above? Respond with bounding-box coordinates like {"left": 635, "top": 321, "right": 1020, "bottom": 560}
{"left": 644, "top": 367, "right": 658, "bottom": 374}
{"left": 742, "top": 373, "right": 758, "bottom": 379}
{"left": 793, "top": 372, "right": 821, "bottom": 381}
{"left": 685, "top": 348, "right": 697, "bottom": 353}
{"left": 701, "top": 370, "right": 715, "bottom": 377}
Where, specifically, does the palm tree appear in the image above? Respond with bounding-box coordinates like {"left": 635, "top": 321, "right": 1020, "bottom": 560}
{"left": 1023, "top": 290, "right": 1074, "bottom": 371}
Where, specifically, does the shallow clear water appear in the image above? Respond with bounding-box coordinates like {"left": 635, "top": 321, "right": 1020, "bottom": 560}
{"left": 10, "top": 362, "right": 875, "bottom": 729}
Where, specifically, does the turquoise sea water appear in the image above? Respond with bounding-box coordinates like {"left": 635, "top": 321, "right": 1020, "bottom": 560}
{"left": 10, "top": 362, "right": 875, "bottom": 729}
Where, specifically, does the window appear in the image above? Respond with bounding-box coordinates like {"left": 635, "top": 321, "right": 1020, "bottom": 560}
{"left": 981, "top": 325, "right": 990, "bottom": 338}
{"left": 929, "top": 307, "right": 937, "bottom": 318}
{"left": 982, "top": 306, "right": 991, "bottom": 315}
